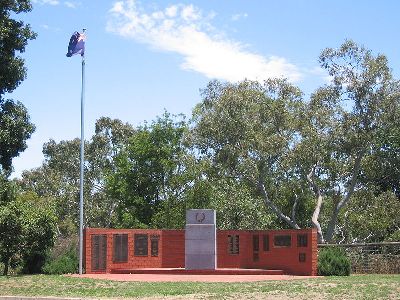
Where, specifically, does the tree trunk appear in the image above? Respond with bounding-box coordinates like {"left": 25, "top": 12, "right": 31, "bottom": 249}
{"left": 257, "top": 181, "right": 300, "bottom": 229}
{"left": 312, "top": 193, "right": 325, "bottom": 243}
{"left": 307, "top": 168, "right": 325, "bottom": 243}
{"left": 324, "top": 152, "right": 364, "bottom": 243}
{"left": 2, "top": 257, "right": 9, "bottom": 276}
{"left": 325, "top": 208, "right": 339, "bottom": 243}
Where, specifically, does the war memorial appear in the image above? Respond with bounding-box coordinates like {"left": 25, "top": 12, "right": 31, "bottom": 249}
{"left": 84, "top": 209, "right": 317, "bottom": 276}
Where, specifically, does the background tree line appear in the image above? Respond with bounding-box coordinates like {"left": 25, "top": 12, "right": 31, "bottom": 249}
{"left": 1, "top": 0, "right": 399, "bottom": 275}
{"left": 19, "top": 39, "right": 400, "bottom": 245}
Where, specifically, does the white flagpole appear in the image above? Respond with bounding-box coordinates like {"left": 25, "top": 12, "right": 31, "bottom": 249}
{"left": 79, "top": 28, "right": 86, "bottom": 275}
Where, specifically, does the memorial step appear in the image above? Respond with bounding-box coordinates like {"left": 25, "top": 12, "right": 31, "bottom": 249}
{"left": 110, "top": 268, "right": 285, "bottom": 275}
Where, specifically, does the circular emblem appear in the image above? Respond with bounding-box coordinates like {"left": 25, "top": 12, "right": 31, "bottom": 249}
{"left": 195, "top": 212, "right": 206, "bottom": 223}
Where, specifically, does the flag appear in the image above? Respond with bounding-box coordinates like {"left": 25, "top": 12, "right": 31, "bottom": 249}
{"left": 66, "top": 31, "right": 85, "bottom": 57}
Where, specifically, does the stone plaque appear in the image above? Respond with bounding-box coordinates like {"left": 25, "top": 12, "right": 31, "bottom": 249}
{"left": 134, "top": 234, "right": 148, "bottom": 256}
{"left": 186, "top": 209, "right": 216, "bottom": 225}
{"left": 185, "top": 209, "right": 216, "bottom": 270}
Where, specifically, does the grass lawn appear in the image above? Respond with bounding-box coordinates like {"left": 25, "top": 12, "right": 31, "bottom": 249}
{"left": 0, "top": 274, "right": 399, "bottom": 299}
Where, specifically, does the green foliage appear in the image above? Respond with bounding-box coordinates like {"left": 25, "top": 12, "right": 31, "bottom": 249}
{"left": 312, "top": 40, "right": 399, "bottom": 242}
{"left": 318, "top": 247, "right": 351, "bottom": 276}
{"left": 0, "top": 4, "right": 36, "bottom": 275}
{"left": 19, "top": 118, "right": 135, "bottom": 228}
{"left": 338, "top": 190, "right": 400, "bottom": 243}
{"left": 0, "top": 200, "right": 23, "bottom": 275}
{"left": 361, "top": 113, "right": 400, "bottom": 199}
{"left": 15, "top": 40, "right": 400, "bottom": 248}
{"left": 19, "top": 192, "right": 58, "bottom": 274}
{"left": 0, "top": 192, "right": 57, "bottom": 275}
{"left": 43, "top": 240, "right": 78, "bottom": 275}
{"left": 108, "top": 112, "right": 190, "bottom": 228}
{"left": 0, "top": 0, "right": 37, "bottom": 98}
{"left": 191, "top": 79, "right": 310, "bottom": 230}
{"left": 0, "top": 99, "right": 35, "bottom": 174}
{"left": 209, "top": 178, "right": 275, "bottom": 230}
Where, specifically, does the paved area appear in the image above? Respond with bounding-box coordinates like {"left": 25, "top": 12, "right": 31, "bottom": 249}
{"left": 70, "top": 273, "right": 318, "bottom": 282}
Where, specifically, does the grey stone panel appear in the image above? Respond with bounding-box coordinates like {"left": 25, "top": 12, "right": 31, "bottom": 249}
{"left": 185, "top": 224, "right": 216, "bottom": 240}
{"left": 185, "top": 238, "right": 216, "bottom": 255}
{"left": 186, "top": 209, "right": 216, "bottom": 225}
{"left": 185, "top": 253, "right": 216, "bottom": 270}
{"left": 185, "top": 209, "right": 217, "bottom": 270}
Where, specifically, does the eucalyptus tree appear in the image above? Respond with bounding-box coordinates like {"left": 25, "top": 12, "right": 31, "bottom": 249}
{"left": 191, "top": 79, "right": 312, "bottom": 230}
{"left": 303, "top": 40, "right": 400, "bottom": 242}
{"left": 20, "top": 117, "right": 135, "bottom": 230}
{"left": 360, "top": 95, "right": 400, "bottom": 199}
{"left": 338, "top": 190, "right": 400, "bottom": 243}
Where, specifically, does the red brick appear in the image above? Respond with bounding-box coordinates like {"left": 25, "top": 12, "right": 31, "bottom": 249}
{"left": 84, "top": 228, "right": 317, "bottom": 276}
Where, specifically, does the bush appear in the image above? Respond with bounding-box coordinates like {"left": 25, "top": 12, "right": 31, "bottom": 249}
{"left": 43, "top": 242, "right": 78, "bottom": 275}
{"left": 318, "top": 247, "right": 351, "bottom": 276}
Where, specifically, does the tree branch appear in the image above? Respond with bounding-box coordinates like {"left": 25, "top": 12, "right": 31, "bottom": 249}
{"left": 257, "top": 180, "right": 300, "bottom": 229}
{"left": 337, "top": 150, "right": 364, "bottom": 211}
{"left": 291, "top": 192, "right": 299, "bottom": 225}
{"left": 325, "top": 150, "right": 364, "bottom": 242}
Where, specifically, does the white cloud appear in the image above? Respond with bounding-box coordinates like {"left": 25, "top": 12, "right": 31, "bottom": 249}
{"left": 33, "top": 0, "right": 78, "bottom": 8}
{"left": 307, "top": 66, "right": 331, "bottom": 84}
{"left": 165, "top": 5, "right": 178, "bottom": 18}
{"left": 33, "top": 0, "right": 60, "bottom": 5}
{"left": 181, "top": 4, "right": 200, "bottom": 21}
{"left": 64, "top": 1, "right": 78, "bottom": 8}
{"left": 40, "top": 24, "right": 60, "bottom": 31}
{"left": 107, "top": 0, "right": 302, "bottom": 83}
{"left": 231, "top": 13, "right": 248, "bottom": 21}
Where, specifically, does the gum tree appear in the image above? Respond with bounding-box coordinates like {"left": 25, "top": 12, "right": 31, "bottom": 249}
{"left": 191, "top": 79, "right": 312, "bottom": 230}
{"left": 304, "top": 40, "right": 400, "bottom": 242}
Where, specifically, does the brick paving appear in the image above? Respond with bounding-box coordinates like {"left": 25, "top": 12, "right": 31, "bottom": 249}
{"left": 70, "top": 273, "right": 317, "bottom": 282}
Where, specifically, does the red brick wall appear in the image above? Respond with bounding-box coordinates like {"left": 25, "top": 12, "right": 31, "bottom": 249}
{"left": 84, "top": 228, "right": 317, "bottom": 275}
{"left": 161, "top": 230, "right": 185, "bottom": 268}
{"left": 217, "top": 229, "right": 317, "bottom": 275}
{"left": 84, "top": 228, "right": 163, "bottom": 273}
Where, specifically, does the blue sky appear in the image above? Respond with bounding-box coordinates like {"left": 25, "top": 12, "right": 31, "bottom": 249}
{"left": 9, "top": 0, "right": 400, "bottom": 177}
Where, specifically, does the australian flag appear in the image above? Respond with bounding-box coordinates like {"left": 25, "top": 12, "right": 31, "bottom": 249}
{"left": 66, "top": 31, "right": 85, "bottom": 57}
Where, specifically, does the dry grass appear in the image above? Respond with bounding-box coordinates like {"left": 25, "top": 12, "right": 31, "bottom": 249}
{"left": 0, "top": 274, "right": 399, "bottom": 299}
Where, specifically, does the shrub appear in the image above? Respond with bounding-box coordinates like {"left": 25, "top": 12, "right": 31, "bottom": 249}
{"left": 43, "top": 241, "right": 78, "bottom": 275}
{"left": 318, "top": 247, "right": 351, "bottom": 276}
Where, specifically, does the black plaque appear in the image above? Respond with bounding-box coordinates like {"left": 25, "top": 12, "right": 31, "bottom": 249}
{"left": 228, "top": 235, "right": 239, "bottom": 254}
{"left": 274, "top": 235, "right": 291, "bottom": 247}
{"left": 299, "top": 253, "right": 306, "bottom": 262}
{"left": 113, "top": 234, "right": 128, "bottom": 263}
{"left": 150, "top": 234, "right": 160, "bottom": 257}
{"left": 263, "top": 234, "right": 269, "bottom": 251}
{"left": 297, "top": 234, "right": 308, "bottom": 247}
{"left": 91, "top": 234, "right": 107, "bottom": 271}
{"left": 253, "top": 235, "right": 259, "bottom": 251}
{"left": 253, "top": 235, "right": 259, "bottom": 262}
{"left": 134, "top": 234, "right": 148, "bottom": 256}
